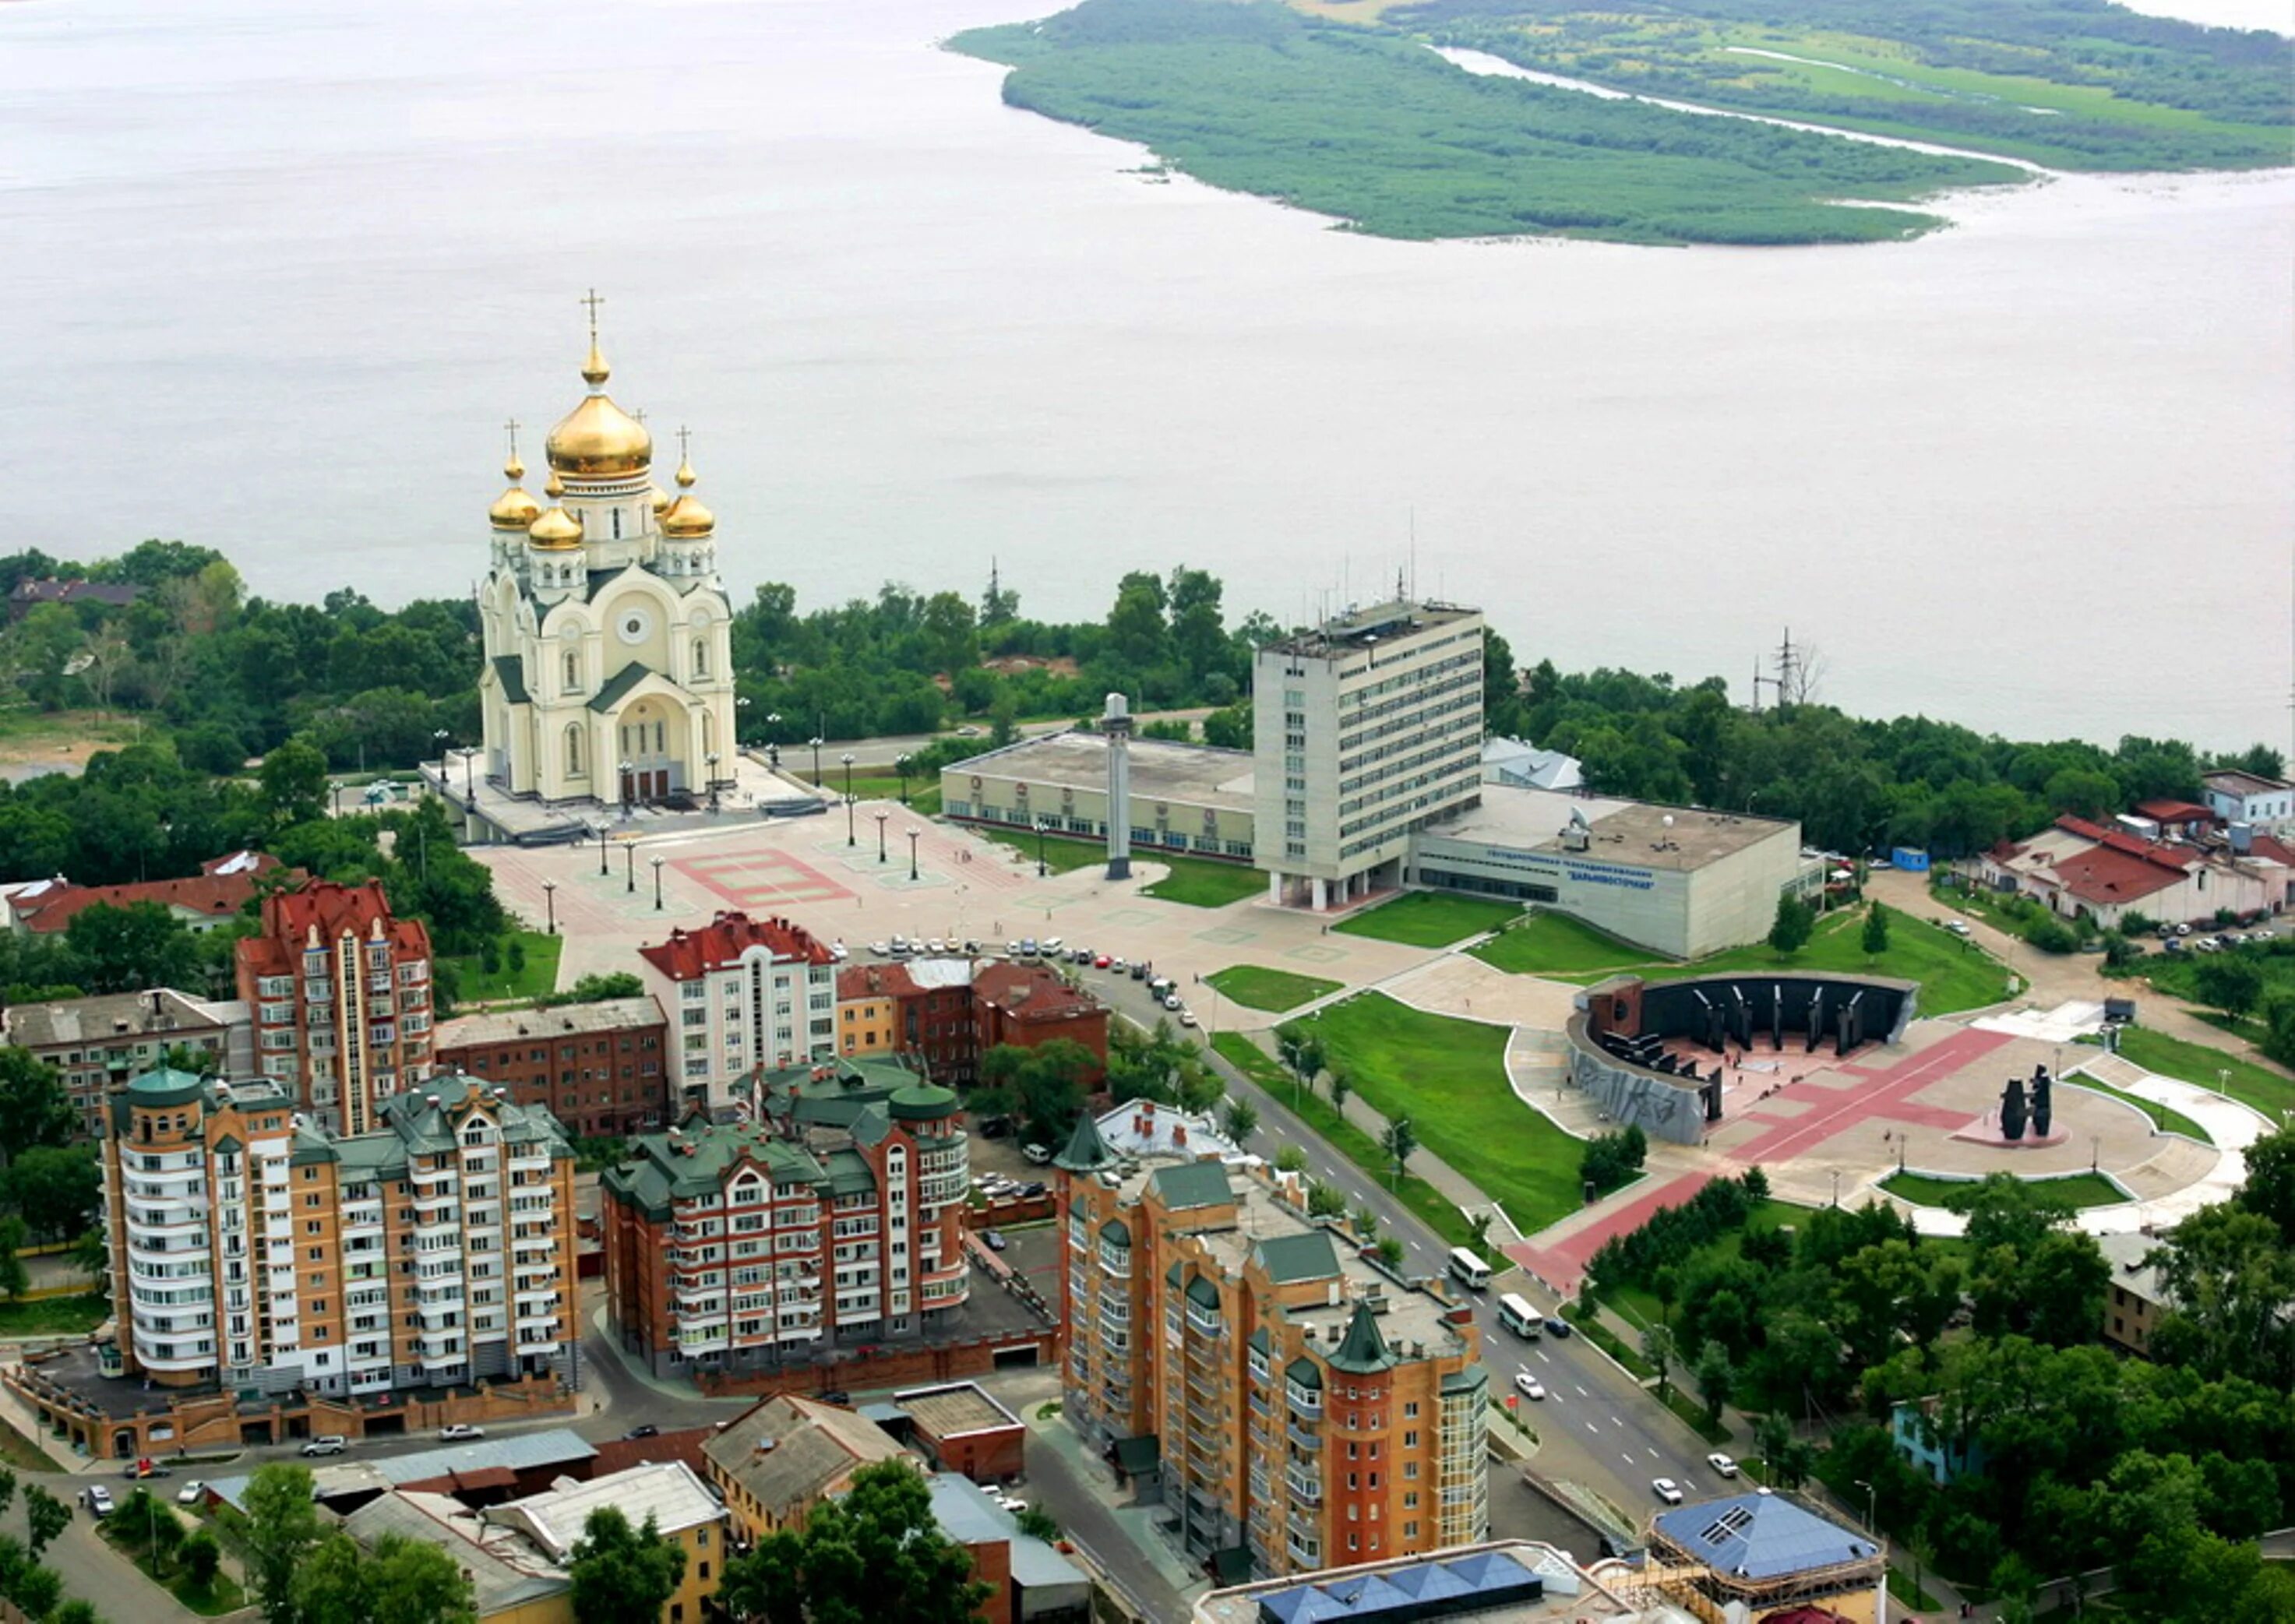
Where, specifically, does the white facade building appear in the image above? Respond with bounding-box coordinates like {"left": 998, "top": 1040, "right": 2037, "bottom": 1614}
{"left": 2204, "top": 769, "right": 2294, "bottom": 832}
{"left": 477, "top": 316, "right": 737, "bottom": 811}
{"left": 1254, "top": 601, "right": 1486, "bottom": 909}
{"left": 637, "top": 912, "right": 840, "bottom": 1104}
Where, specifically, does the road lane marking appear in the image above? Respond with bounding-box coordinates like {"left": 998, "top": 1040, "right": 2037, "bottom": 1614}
{"left": 1647, "top": 1448, "right": 1661, "bottom": 1460}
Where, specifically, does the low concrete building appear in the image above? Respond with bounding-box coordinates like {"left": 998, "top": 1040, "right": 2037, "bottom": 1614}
{"left": 702, "top": 1392, "right": 915, "bottom": 1538}
{"left": 1193, "top": 1540, "right": 1645, "bottom": 1624}
{"left": 433, "top": 996, "right": 671, "bottom": 1139}
{"left": 2098, "top": 1231, "right": 2171, "bottom": 1358}
{"left": 942, "top": 730, "right": 1257, "bottom": 865}
{"left": 889, "top": 1381, "right": 1026, "bottom": 1485}
{"left": 2204, "top": 769, "right": 2295, "bottom": 831}
{"left": 2, "top": 987, "right": 248, "bottom": 1138}
{"left": 481, "top": 1460, "right": 728, "bottom": 1624}
{"left": 926, "top": 1471, "right": 1090, "bottom": 1624}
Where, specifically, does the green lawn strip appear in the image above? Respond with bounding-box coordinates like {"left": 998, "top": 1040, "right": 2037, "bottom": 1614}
{"left": 2113, "top": 1025, "right": 2295, "bottom": 1123}
{"left": 1655, "top": 1386, "right": 1732, "bottom": 1446}
{"left": 1887, "top": 1565, "right": 1942, "bottom": 1614}
{"left": 2065, "top": 1073, "right": 2210, "bottom": 1143}
{"left": 0, "top": 1293, "right": 110, "bottom": 1337}
{"left": 1207, "top": 965, "right": 1344, "bottom": 1013}
{"left": 1640, "top": 907, "right": 2009, "bottom": 1014}
{"left": 1558, "top": 1301, "right": 1655, "bottom": 1379}
{"left": 1141, "top": 855, "right": 1264, "bottom": 907}
{"left": 1880, "top": 1169, "right": 2126, "bottom": 1210}
{"left": 968, "top": 825, "right": 1104, "bottom": 875}
{"left": 438, "top": 928, "right": 562, "bottom": 1004}
{"left": 0, "top": 1412, "right": 63, "bottom": 1471}
{"left": 1469, "top": 910, "right": 1669, "bottom": 976}
{"left": 1334, "top": 892, "right": 1521, "bottom": 949}
{"left": 1279, "top": 992, "right": 1581, "bottom": 1235}
{"left": 1209, "top": 1032, "right": 1470, "bottom": 1247}
{"left": 100, "top": 1518, "right": 248, "bottom": 1616}
{"left": 796, "top": 773, "right": 942, "bottom": 815}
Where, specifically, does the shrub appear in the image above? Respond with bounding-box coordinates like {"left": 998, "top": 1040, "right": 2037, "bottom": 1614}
{"left": 2025, "top": 918, "right": 2080, "bottom": 954}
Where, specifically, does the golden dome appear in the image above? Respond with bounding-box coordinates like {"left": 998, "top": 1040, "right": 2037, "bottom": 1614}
{"left": 545, "top": 470, "right": 565, "bottom": 498}
{"left": 489, "top": 485, "right": 541, "bottom": 529}
{"left": 648, "top": 485, "right": 670, "bottom": 516}
{"left": 527, "top": 506, "right": 584, "bottom": 549}
{"left": 545, "top": 337, "right": 651, "bottom": 477}
{"left": 662, "top": 493, "right": 715, "bottom": 537}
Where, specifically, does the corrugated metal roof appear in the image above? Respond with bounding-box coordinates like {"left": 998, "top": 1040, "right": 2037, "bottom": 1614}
{"left": 1652, "top": 1492, "right": 1876, "bottom": 1580}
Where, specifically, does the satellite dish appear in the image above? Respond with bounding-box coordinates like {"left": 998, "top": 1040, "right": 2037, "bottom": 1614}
{"left": 1662, "top": 814, "right": 1675, "bottom": 830}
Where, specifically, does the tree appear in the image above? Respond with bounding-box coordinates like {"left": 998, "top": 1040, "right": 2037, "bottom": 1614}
{"left": 295, "top": 1530, "right": 478, "bottom": 1624}
{"left": 2236, "top": 1124, "right": 2295, "bottom": 1245}
{"left": 62, "top": 900, "right": 203, "bottom": 995}
{"left": 1380, "top": 1115, "right": 1417, "bottom": 1188}
{"left": 1326, "top": 1067, "right": 1352, "bottom": 1114}
{"left": 1375, "top": 1236, "right": 1406, "bottom": 1269}
{"left": 259, "top": 737, "right": 330, "bottom": 827}
{"left": 243, "top": 1462, "right": 323, "bottom": 1624}
{"left": 1767, "top": 895, "right": 1814, "bottom": 957}
{"left": 567, "top": 1507, "right": 687, "bottom": 1624}
{"left": 1755, "top": 1409, "right": 1811, "bottom": 1489}
{"left": 1350, "top": 1202, "right": 1380, "bottom": 1242}
{"left": 717, "top": 1459, "right": 989, "bottom": 1624}
{"left": 2149, "top": 1205, "right": 2295, "bottom": 1389}
{"left": 1465, "top": 1210, "right": 1495, "bottom": 1253}
{"left": 0, "top": 1217, "right": 29, "bottom": 1302}
{"left": 1306, "top": 1181, "right": 1347, "bottom": 1220}
{"left": 1643, "top": 1323, "right": 1678, "bottom": 1398}
{"left": 3, "top": 1145, "right": 100, "bottom": 1242}
{"left": 1694, "top": 1339, "right": 1735, "bottom": 1425}
{"left": 1740, "top": 1164, "right": 1771, "bottom": 1203}
{"left": 1221, "top": 1099, "right": 1259, "bottom": 1147}
{"left": 51, "top": 1602, "right": 101, "bottom": 1624}
{"left": 1015, "top": 1504, "right": 1059, "bottom": 1543}
{"left": 1861, "top": 901, "right": 1890, "bottom": 960}
{"left": 0, "top": 1048, "right": 72, "bottom": 1167}
{"left": 1274, "top": 1144, "right": 1309, "bottom": 1175}
{"left": 181, "top": 1529, "right": 223, "bottom": 1592}
{"left": 0, "top": 1466, "right": 16, "bottom": 1518}
{"left": 2192, "top": 957, "right": 2266, "bottom": 1023}
{"left": 10, "top": 1565, "right": 59, "bottom": 1622}
{"left": 23, "top": 1485, "right": 68, "bottom": 1559}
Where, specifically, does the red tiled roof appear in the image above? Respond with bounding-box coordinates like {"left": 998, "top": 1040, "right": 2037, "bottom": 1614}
{"left": 11, "top": 851, "right": 289, "bottom": 934}
{"left": 973, "top": 960, "right": 1102, "bottom": 1023}
{"left": 2247, "top": 832, "right": 2295, "bottom": 865}
{"left": 640, "top": 911, "right": 833, "bottom": 980}
{"left": 2055, "top": 816, "right": 2198, "bottom": 877}
{"left": 2049, "top": 844, "right": 2188, "bottom": 906}
{"left": 234, "top": 879, "right": 429, "bottom": 978}
{"left": 2134, "top": 799, "right": 2216, "bottom": 824}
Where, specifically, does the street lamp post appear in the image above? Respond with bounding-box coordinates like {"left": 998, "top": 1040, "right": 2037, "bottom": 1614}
{"left": 809, "top": 736, "right": 823, "bottom": 784}
{"left": 652, "top": 855, "right": 665, "bottom": 911}
{"left": 895, "top": 752, "right": 913, "bottom": 806}
{"left": 706, "top": 752, "right": 721, "bottom": 813}
{"left": 1035, "top": 818, "right": 1049, "bottom": 878}
{"left": 330, "top": 780, "right": 344, "bottom": 818}
{"left": 875, "top": 811, "right": 889, "bottom": 865}
{"left": 1853, "top": 1478, "right": 1877, "bottom": 1534}
{"left": 625, "top": 843, "right": 636, "bottom": 894}
{"left": 766, "top": 712, "right": 782, "bottom": 769}
{"left": 543, "top": 880, "right": 557, "bottom": 934}
{"left": 908, "top": 827, "right": 922, "bottom": 882}
{"left": 841, "top": 752, "right": 857, "bottom": 847}
{"left": 619, "top": 759, "right": 635, "bottom": 819}
{"left": 735, "top": 694, "right": 750, "bottom": 742}
{"left": 1830, "top": 1168, "right": 1842, "bottom": 1207}
{"left": 462, "top": 746, "right": 475, "bottom": 804}
{"left": 432, "top": 728, "right": 449, "bottom": 790}
{"left": 598, "top": 825, "right": 609, "bottom": 876}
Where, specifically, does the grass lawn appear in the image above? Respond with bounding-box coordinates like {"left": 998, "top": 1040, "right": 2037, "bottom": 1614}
{"left": 1472, "top": 911, "right": 1667, "bottom": 976}
{"left": 438, "top": 928, "right": 562, "bottom": 1005}
{"left": 100, "top": 1519, "right": 247, "bottom": 1617}
{"left": 1207, "top": 965, "right": 1343, "bottom": 1013}
{"left": 2114, "top": 1025, "right": 2295, "bottom": 1123}
{"left": 1887, "top": 1566, "right": 1942, "bottom": 1614}
{"left": 970, "top": 825, "right": 1103, "bottom": 876}
{"left": 2067, "top": 1072, "right": 2210, "bottom": 1143}
{"left": 1880, "top": 1169, "right": 2126, "bottom": 1210}
{"left": 1141, "top": 856, "right": 1264, "bottom": 908}
{"left": 1210, "top": 1033, "right": 1471, "bottom": 1248}
{"left": 0, "top": 1293, "right": 109, "bottom": 1337}
{"left": 797, "top": 772, "right": 941, "bottom": 816}
{"left": 1279, "top": 993, "right": 1581, "bottom": 1236}
{"left": 0, "top": 1414, "right": 61, "bottom": 1471}
{"left": 1653, "top": 907, "right": 2011, "bottom": 1016}
{"left": 1334, "top": 893, "right": 1521, "bottom": 949}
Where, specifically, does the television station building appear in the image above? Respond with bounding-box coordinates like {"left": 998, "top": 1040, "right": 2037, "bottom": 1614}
{"left": 943, "top": 597, "right": 1805, "bottom": 959}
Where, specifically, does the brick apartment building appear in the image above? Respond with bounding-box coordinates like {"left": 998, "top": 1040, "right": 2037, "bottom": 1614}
{"left": 3, "top": 988, "right": 249, "bottom": 1138}
{"left": 601, "top": 1059, "right": 970, "bottom": 1378}
{"left": 973, "top": 960, "right": 1109, "bottom": 1084}
{"left": 637, "top": 912, "right": 837, "bottom": 1105}
{"left": 1055, "top": 1115, "right": 1488, "bottom": 1583}
{"left": 432, "top": 996, "right": 670, "bottom": 1140}
{"left": 104, "top": 1068, "right": 578, "bottom": 1397}
{"left": 830, "top": 958, "right": 1108, "bottom": 1086}
{"left": 234, "top": 879, "right": 435, "bottom": 1136}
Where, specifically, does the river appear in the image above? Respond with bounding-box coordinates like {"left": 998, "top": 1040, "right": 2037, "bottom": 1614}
{"left": 0, "top": 0, "right": 2286, "bottom": 749}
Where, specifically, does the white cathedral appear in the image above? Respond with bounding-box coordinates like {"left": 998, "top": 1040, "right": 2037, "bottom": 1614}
{"left": 478, "top": 316, "right": 736, "bottom": 812}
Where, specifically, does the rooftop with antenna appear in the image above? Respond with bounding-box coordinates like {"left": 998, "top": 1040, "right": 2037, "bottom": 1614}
{"left": 1264, "top": 597, "right": 1480, "bottom": 661}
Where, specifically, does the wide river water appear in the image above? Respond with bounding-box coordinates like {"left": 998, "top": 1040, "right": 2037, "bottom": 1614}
{"left": 1, "top": 0, "right": 2288, "bottom": 748}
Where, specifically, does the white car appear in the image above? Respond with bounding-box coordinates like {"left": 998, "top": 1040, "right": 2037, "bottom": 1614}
{"left": 1163, "top": 993, "right": 1184, "bottom": 1010}
{"left": 997, "top": 1494, "right": 1028, "bottom": 1513}
{"left": 867, "top": 942, "right": 890, "bottom": 957}
{"left": 830, "top": 939, "right": 849, "bottom": 961}
{"left": 83, "top": 1485, "right": 115, "bottom": 1517}
{"left": 1652, "top": 1477, "right": 1683, "bottom": 1506}
{"left": 300, "top": 1436, "right": 348, "bottom": 1457}
{"left": 927, "top": 939, "right": 947, "bottom": 954}
{"left": 1042, "top": 937, "right": 1064, "bottom": 953}
{"left": 439, "top": 1424, "right": 486, "bottom": 1442}
{"left": 1707, "top": 1452, "right": 1739, "bottom": 1478}
{"left": 1021, "top": 1143, "right": 1053, "bottom": 1165}
{"left": 1943, "top": 920, "right": 1971, "bottom": 937}
{"left": 176, "top": 1480, "right": 206, "bottom": 1506}
{"left": 1512, "top": 1370, "right": 1544, "bottom": 1401}
{"left": 1178, "top": 1009, "right": 1198, "bottom": 1027}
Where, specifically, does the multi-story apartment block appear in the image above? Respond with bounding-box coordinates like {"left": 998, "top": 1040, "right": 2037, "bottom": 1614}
{"left": 234, "top": 880, "right": 435, "bottom": 1136}
{"left": 637, "top": 911, "right": 837, "bottom": 1105}
{"left": 3, "top": 988, "right": 249, "bottom": 1139}
{"left": 1253, "top": 600, "right": 1485, "bottom": 910}
{"left": 601, "top": 1059, "right": 969, "bottom": 1377}
{"left": 104, "top": 1067, "right": 577, "bottom": 1397}
{"left": 833, "top": 963, "right": 899, "bottom": 1057}
{"left": 1054, "top": 1115, "right": 1488, "bottom": 1582}
{"left": 432, "top": 995, "right": 671, "bottom": 1139}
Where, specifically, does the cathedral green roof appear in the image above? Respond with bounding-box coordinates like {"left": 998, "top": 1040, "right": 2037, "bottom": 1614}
{"left": 588, "top": 661, "right": 652, "bottom": 713}
{"left": 491, "top": 655, "right": 531, "bottom": 706}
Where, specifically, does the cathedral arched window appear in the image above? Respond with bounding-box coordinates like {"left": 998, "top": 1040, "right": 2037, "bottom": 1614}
{"left": 693, "top": 639, "right": 709, "bottom": 679}
{"left": 612, "top": 509, "right": 622, "bottom": 541}
{"left": 566, "top": 726, "right": 584, "bottom": 777}
{"left": 563, "top": 651, "right": 580, "bottom": 694}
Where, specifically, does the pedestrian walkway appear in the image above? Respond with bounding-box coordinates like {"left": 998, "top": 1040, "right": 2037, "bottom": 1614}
{"left": 1022, "top": 1407, "right": 1204, "bottom": 1609}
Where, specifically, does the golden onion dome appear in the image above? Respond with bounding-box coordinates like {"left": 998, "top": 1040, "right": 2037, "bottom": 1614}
{"left": 661, "top": 452, "right": 714, "bottom": 537}
{"left": 545, "top": 336, "right": 652, "bottom": 477}
{"left": 545, "top": 470, "right": 565, "bottom": 499}
{"left": 489, "top": 484, "right": 541, "bottom": 529}
{"left": 527, "top": 506, "right": 584, "bottom": 550}
{"left": 648, "top": 484, "right": 670, "bottom": 516}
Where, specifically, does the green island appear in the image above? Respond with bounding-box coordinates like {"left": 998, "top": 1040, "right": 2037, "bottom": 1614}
{"left": 1206, "top": 963, "right": 1344, "bottom": 1011}
{"left": 1879, "top": 1168, "right": 2126, "bottom": 1210}
{"left": 1394, "top": 0, "right": 2293, "bottom": 171}
{"left": 949, "top": 0, "right": 2027, "bottom": 245}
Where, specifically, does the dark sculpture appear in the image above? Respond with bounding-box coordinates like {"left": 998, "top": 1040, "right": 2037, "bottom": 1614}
{"left": 2032, "top": 1065, "right": 2053, "bottom": 1138}
{"left": 2000, "top": 1074, "right": 2029, "bottom": 1141}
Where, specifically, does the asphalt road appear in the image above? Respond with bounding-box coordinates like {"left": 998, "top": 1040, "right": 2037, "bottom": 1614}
{"left": 1080, "top": 967, "right": 1731, "bottom": 1543}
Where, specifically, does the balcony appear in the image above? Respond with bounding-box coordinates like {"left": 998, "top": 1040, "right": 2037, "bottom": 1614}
{"left": 1285, "top": 1421, "right": 1321, "bottom": 1453}
{"left": 1285, "top": 1534, "right": 1320, "bottom": 1569}
{"left": 1285, "top": 1466, "right": 1321, "bottom": 1504}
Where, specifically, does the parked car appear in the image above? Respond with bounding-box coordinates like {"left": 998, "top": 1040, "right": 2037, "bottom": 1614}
{"left": 867, "top": 942, "right": 890, "bottom": 957}
{"left": 1178, "top": 1009, "right": 1198, "bottom": 1027}
{"left": 1162, "top": 992, "right": 1184, "bottom": 1010}
{"left": 890, "top": 935, "right": 912, "bottom": 955}
{"left": 1652, "top": 1478, "right": 1683, "bottom": 1506}
{"left": 1110, "top": 957, "right": 1127, "bottom": 972}
{"left": 122, "top": 1457, "right": 169, "bottom": 1479}
{"left": 997, "top": 1493, "right": 1028, "bottom": 1513}
{"left": 83, "top": 1485, "right": 114, "bottom": 1517}
{"left": 1094, "top": 954, "right": 1112, "bottom": 969}
{"left": 1130, "top": 963, "right": 1148, "bottom": 980}
{"left": 623, "top": 1425, "right": 660, "bottom": 1440}
{"left": 1042, "top": 937, "right": 1064, "bottom": 953}
{"left": 439, "top": 1424, "right": 485, "bottom": 1442}
{"left": 1943, "top": 920, "right": 1971, "bottom": 937}
{"left": 1543, "top": 1316, "right": 1572, "bottom": 1339}
{"left": 1512, "top": 1370, "right": 1545, "bottom": 1400}
{"left": 927, "top": 939, "right": 947, "bottom": 954}
{"left": 982, "top": 1229, "right": 1007, "bottom": 1252}
{"left": 301, "top": 1436, "right": 348, "bottom": 1457}
{"left": 176, "top": 1481, "right": 206, "bottom": 1506}
{"left": 1707, "top": 1452, "right": 1739, "bottom": 1478}
{"left": 1021, "top": 1143, "right": 1053, "bottom": 1165}
{"left": 1018, "top": 938, "right": 1038, "bottom": 956}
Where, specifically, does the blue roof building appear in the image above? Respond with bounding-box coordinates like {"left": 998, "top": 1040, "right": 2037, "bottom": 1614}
{"left": 1647, "top": 1490, "right": 1885, "bottom": 1622}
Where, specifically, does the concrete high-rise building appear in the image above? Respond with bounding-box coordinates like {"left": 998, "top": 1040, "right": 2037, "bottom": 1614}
{"left": 636, "top": 911, "right": 838, "bottom": 1105}
{"left": 1253, "top": 601, "right": 1486, "bottom": 910}
{"left": 104, "top": 1069, "right": 577, "bottom": 1397}
{"left": 234, "top": 880, "right": 435, "bottom": 1136}
{"left": 1054, "top": 1115, "right": 1488, "bottom": 1582}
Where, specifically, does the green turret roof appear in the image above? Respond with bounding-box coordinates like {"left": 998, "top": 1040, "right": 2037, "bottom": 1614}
{"left": 1327, "top": 1302, "right": 1397, "bottom": 1375}
{"left": 1186, "top": 1275, "right": 1222, "bottom": 1311}
{"left": 887, "top": 1081, "right": 957, "bottom": 1121}
{"left": 123, "top": 1067, "right": 206, "bottom": 1108}
{"left": 1053, "top": 1109, "right": 1117, "bottom": 1174}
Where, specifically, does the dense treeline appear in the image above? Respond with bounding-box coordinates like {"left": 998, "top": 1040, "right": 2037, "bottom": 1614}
{"left": 951, "top": 0, "right": 2021, "bottom": 245}
{"left": 1586, "top": 1144, "right": 2295, "bottom": 1621}
{"left": 1491, "top": 654, "right": 2279, "bottom": 858}
{"left": 1396, "top": 0, "right": 2293, "bottom": 170}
